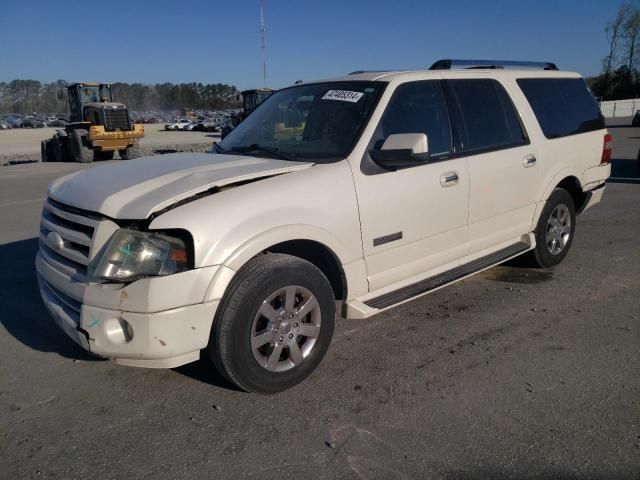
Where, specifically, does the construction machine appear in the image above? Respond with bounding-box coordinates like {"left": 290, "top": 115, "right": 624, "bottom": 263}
{"left": 220, "top": 88, "right": 276, "bottom": 139}
{"left": 241, "top": 88, "right": 275, "bottom": 117}
{"left": 41, "top": 82, "right": 145, "bottom": 163}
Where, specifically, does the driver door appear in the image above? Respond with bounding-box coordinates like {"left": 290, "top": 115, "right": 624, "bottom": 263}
{"left": 351, "top": 80, "right": 470, "bottom": 293}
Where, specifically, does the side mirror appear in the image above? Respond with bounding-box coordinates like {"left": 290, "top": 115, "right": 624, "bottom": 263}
{"left": 369, "top": 133, "right": 429, "bottom": 170}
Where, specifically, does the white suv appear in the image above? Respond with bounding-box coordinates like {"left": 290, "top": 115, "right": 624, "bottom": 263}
{"left": 37, "top": 59, "right": 611, "bottom": 393}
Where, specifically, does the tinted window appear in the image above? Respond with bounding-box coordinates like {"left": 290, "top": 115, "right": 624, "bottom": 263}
{"left": 372, "top": 81, "right": 452, "bottom": 158}
{"left": 517, "top": 78, "right": 604, "bottom": 139}
{"left": 448, "top": 79, "right": 527, "bottom": 152}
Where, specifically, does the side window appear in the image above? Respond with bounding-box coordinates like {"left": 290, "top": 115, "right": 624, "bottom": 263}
{"left": 448, "top": 79, "right": 527, "bottom": 152}
{"left": 516, "top": 78, "right": 605, "bottom": 139}
{"left": 373, "top": 81, "right": 452, "bottom": 158}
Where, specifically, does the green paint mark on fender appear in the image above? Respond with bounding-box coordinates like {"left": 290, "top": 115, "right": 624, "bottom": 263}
{"left": 87, "top": 314, "right": 100, "bottom": 328}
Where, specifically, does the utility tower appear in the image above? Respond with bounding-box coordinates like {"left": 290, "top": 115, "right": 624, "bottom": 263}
{"left": 260, "top": 5, "right": 267, "bottom": 86}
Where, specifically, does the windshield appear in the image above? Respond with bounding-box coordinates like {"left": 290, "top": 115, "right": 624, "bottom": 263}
{"left": 79, "top": 85, "right": 111, "bottom": 103}
{"left": 220, "top": 81, "right": 385, "bottom": 161}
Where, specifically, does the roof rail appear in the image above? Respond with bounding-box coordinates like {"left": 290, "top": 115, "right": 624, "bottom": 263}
{"left": 429, "top": 59, "right": 559, "bottom": 71}
{"left": 348, "top": 70, "right": 392, "bottom": 75}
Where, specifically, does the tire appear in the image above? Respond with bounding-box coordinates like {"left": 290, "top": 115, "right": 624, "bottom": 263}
{"left": 526, "top": 188, "right": 576, "bottom": 268}
{"left": 70, "top": 129, "right": 93, "bottom": 163}
{"left": 53, "top": 134, "right": 66, "bottom": 162}
{"left": 120, "top": 144, "right": 143, "bottom": 160}
{"left": 94, "top": 150, "right": 114, "bottom": 161}
{"left": 40, "top": 140, "right": 49, "bottom": 162}
{"left": 209, "top": 253, "right": 336, "bottom": 394}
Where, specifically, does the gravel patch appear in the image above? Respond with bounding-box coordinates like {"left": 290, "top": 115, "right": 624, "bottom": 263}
{"left": 0, "top": 142, "right": 213, "bottom": 167}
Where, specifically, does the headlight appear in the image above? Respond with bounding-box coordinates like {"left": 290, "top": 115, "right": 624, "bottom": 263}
{"left": 88, "top": 229, "right": 190, "bottom": 283}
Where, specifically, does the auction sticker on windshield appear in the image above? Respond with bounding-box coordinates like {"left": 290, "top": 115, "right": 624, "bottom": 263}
{"left": 322, "top": 90, "right": 364, "bottom": 102}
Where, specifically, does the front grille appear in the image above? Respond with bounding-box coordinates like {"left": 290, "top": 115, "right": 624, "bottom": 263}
{"left": 104, "top": 108, "right": 132, "bottom": 132}
{"left": 39, "top": 199, "right": 99, "bottom": 274}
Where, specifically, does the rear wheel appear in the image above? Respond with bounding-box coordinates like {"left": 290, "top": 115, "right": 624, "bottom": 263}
{"left": 120, "top": 144, "right": 143, "bottom": 160}
{"left": 40, "top": 140, "right": 49, "bottom": 162}
{"left": 209, "top": 253, "right": 336, "bottom": 394}
{"left": 53, "top": 134, "right": 66, "bottom": 162}
{"left": 526, "top": 188, "right": 576, "bottom": 268}
{"left": 70, "top": 129, "right": 93, "bottom": 163}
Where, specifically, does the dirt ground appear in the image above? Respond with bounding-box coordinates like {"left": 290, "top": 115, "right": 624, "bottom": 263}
{"left": 0, "top": 123, "right": 639, "bottom": 479}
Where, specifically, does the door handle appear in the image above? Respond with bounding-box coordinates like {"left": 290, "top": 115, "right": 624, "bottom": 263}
{"left": 440, "top": 171, "right": 459, "bottom": 187}
{"left": 522, "top": 154, "right": 537, "bottom": 167}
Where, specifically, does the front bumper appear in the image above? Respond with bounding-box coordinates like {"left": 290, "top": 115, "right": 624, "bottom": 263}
{"left": 36, "top": 251, "right": 220, "bottom": 368}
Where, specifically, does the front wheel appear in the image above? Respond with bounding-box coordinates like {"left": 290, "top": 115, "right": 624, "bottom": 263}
{"left": 120, "top": 144, "right": 143, "bottom": 160}
{"left": 70, "top": 129, "right": 93, "bottom": 163}
{"left": 209, "top": 253, "right": 336, "bottom": 394}
{"left": 527, "top": 188, "right": 576, "bottom": 268}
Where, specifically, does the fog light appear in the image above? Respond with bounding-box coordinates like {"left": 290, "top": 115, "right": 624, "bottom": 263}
{"left": 104, "top": 317, "right": 133, "bottom": 344}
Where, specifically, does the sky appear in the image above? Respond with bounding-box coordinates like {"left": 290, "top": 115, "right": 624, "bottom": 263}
{"left": 0, "top": 0, "right": 637, "bottom": 91}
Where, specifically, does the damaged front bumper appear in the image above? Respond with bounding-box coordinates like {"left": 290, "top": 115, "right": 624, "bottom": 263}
{"left": 36, "top": 251, "right": 219, "bottom": 368}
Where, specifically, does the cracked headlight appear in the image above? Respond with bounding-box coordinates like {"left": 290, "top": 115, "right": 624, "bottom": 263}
{"left": 88, "top": 229, "right": 190, "bottom": 283}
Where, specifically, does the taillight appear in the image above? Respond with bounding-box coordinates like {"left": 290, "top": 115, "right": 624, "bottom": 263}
{"left": 601, "top": 133, "right": 612, "bottom": 164}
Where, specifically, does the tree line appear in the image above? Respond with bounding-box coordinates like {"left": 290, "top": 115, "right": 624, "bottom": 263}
{"left": 588, "top": 3, "right": 640, "bottom": 100}
{"left": 0, "top": 80, "right": 241, "bottom": 114}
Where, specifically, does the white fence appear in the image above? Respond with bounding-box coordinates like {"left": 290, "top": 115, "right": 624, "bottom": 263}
{"left": 599, "top": 98, "right": 640, "bottom": 118}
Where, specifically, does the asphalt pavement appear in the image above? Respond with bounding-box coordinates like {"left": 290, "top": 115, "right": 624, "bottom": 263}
{"left": 1, "top": 126, "right": 639, "bottom": 479}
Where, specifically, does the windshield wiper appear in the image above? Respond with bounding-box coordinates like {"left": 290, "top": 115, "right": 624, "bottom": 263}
{"left": 231, "top": 144, "right": 296, "bottom": 162}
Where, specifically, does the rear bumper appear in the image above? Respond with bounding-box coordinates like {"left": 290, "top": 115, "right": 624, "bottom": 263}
{"left": 582, "top": 163, "right": 611, "bottom": 190}
{"left": 578, "top": 183, "right": 606, "bottom": 214}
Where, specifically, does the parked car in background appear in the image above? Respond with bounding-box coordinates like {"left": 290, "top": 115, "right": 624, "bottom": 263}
{"left": 0, "top": 122, "right": 11, "bottom": 130}
{"left": 632, "top": 110, "right": 640, "bottom": 126}
{"left": 165, "top": 119, "right": 192, "bottom": 131}
{"left": 46, "top": 118, "right": 67, "bottom": 128}
{"left": 20, "top": 117, "right": 46, "bottom": 128}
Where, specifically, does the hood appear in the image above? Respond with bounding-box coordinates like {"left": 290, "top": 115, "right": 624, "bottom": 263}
{"left": 48, "top": 153, "right": 313, "bottom": 219}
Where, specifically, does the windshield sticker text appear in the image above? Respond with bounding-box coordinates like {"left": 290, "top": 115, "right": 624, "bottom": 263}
{"left": 322, "top": 90, "right": 364, "bottom": 103}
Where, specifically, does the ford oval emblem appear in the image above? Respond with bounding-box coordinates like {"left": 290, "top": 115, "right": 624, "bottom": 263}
{"left": 47, "top": 231, "right": 64, "bottom": 250}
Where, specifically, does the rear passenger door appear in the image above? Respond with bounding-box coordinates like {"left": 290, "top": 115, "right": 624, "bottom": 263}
{"left": 445, "top": 79, "right": 539, "bottom": 256}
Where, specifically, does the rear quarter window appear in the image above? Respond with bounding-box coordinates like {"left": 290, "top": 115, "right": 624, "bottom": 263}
{"left": 516, "top": 78, "right": 605, "bottom": 139}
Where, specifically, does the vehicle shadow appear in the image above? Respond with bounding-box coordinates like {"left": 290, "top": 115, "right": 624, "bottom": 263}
{"left": 609, "top": 157, "right": 640, "bottom": 184}
{"left": 173, "top": 356, "right": 242, "bottom": 392}
{"left": 0, "top": 237, "right": 100, "bottom": 361}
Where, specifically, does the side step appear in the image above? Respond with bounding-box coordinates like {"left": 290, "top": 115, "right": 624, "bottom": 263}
{"left": 364, "top": 242, "right": 530, "bottom": 310}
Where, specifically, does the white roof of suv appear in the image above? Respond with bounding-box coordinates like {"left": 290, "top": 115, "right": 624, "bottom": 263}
{"left": 302, "top": 68, "right": 582, "bottom": 85}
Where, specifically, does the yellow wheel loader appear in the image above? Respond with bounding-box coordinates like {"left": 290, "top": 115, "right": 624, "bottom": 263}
{"left": 41, "top": 83, "right": 145, "bottom": 163}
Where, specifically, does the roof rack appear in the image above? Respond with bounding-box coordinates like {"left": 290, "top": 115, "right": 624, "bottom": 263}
{"left": 429, "top": 59, "right": 559, "bottom": 71}
{"left": 348, "top": 70, "right": 392, "bottom": 75}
